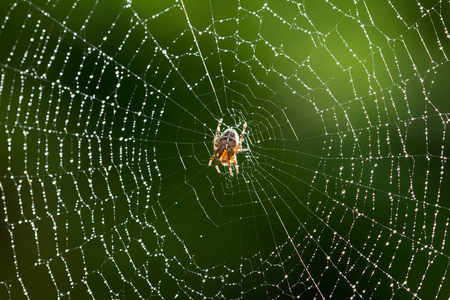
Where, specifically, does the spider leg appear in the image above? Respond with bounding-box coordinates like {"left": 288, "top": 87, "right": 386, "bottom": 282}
{"left": 239, "top": 122, "right": 247, "bottom": 144}
{"left": 215, "top": 157, "right": 220, "bottom": 173}
{"left": 236, "top": 122, "right": 247, "bottom": 151}
{"left": 208, "top": 152, "right": 217, "bottom": 166}
{"left": 209, "top": 119, "right": 222, "bottom": 170}
{"left": 235, "top": 148, "right": 249, "bottom": 153}
{"left": 214, "top": 119, "right": 223, "bottom": 147}
{"left": 227, "top": 152, "right": 234, "bottom": 176}
{"left": 234, "top": 155, "right": 239, "bottom": 174}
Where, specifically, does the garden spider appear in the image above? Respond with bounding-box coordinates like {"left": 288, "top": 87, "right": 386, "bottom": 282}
{"left": 208, "top": 119, "right": 249, "bottom": 176}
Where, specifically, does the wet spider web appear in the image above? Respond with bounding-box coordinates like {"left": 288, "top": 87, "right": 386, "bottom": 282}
{"left": 0, "top": 0, "right": 450, "bottom": 299}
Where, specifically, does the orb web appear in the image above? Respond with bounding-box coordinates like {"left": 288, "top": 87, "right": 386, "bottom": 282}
{"left": 0, "top": 0, "right": 449, "bottom": 299}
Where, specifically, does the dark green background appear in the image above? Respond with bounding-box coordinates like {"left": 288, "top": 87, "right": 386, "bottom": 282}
{"left": 0, "top": 0, "right": 449, "bottom": 299}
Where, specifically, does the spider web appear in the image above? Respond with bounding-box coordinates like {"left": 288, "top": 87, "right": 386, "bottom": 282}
{"left": 0, "top": 0, "right": 449, "bottom": 299}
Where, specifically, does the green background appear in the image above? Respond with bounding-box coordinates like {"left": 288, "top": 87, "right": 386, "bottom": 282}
{"left": 0, "top": 0, "right": 449, "bottom": 299}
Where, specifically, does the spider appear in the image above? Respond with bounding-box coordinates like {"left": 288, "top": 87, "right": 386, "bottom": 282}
{"left": 208, "top": 119, "right": 249, "bottom": 176}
